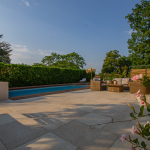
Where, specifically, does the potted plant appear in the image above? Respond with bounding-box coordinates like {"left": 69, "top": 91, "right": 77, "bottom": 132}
{"left": 113, "top": 79, "right": 117, "bottom": 85}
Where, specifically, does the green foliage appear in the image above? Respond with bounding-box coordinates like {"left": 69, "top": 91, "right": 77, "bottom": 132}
{"left": 85, "top": 72, "right": 95, "bottom": 82}
{"left": 127, "top": 95, "right": 150, "bottom": 149}
{"left": 32, "top": 63, "right": 47, "bottom": 67}
{"left": 41, "top": 52, "right": 86, "bottom": 69}
{"left": 0, "top": 34, "right": 12, "bottom": 64}
{"left": 99, "top": 72, "right": 120, "bottom": 81}
{"left": 137, "top": 74, "right": 150, "bottom": 87}
{"left": 101, "top": 50, "right": 121, "bottom": 73}
{"left": 0, "top": 62, "right": 87, "bottom": 87}
{"left": 101, "top": 50, "right": 131, "bottom": 76}
{"left": 125, "top": 0, "right": 150, "bottom": 66}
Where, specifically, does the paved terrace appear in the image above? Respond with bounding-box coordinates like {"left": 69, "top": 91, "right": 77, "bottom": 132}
{"left": 0, "top": 89, "right": 150, "bottom": 150}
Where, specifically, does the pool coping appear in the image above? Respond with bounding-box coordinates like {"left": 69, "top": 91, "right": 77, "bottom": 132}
{"left": 9, "top": 83, "right": 90, "bottom": 100}
{"left": 9, "top": 83, "right": 89, "bottom": 90}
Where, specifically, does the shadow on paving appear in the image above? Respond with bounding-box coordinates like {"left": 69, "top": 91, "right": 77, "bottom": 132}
{"left": 1, "top": 90, "right": 148, "bottom": 149}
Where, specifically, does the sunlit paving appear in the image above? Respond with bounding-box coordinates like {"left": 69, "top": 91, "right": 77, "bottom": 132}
{"left": 0, "top": 89, "right": 149, "bottom": 150}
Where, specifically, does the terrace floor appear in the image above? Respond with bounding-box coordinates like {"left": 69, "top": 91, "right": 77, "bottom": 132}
{"left": 0, "top": 89, "right": 150, "bottom": 150}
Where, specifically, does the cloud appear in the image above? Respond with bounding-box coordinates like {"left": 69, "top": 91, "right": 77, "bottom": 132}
{"left": 22, "top": 0, "right": 29, "bottom": 6}
{"left": 10, "top": 45, "right": 66, "bottom": 65}
{"left": 37, "top": 49, "right": 65, "bottom": 56}
{"left": 11, "top": 44, "right": 29, "bottom": 52}
{"left": 38, "top": 49, "right": 53, "bottom": 56}
{"left": 11, "top": 53, "right": 30, "bottom": 59}
{"left": 10, "top": 44, "right": 33, "bottom": 64}
{"left": 124, "top": 29, "right": 137, "bottom": 35}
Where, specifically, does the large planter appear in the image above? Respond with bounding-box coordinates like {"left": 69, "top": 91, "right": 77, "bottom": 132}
{"left": 130, "top": 81, "right": 150, "bottom": 95}
{"left": 0, "top": 82, "right": 8, "bottom": 100}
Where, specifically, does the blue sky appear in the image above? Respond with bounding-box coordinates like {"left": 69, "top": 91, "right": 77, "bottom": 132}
{"left": 0, "top": 0, "right": 141, "bottom": 73}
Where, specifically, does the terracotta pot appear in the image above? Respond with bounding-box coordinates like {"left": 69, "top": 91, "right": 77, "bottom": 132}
{"left": 114, "top": 80, "right": 117, "bottom": 85}
{"left": 107, "top": 80, "right": 112, "bottom": 84}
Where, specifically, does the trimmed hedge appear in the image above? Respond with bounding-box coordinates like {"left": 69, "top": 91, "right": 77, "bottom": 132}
{"left": 0, "top": 63, "right": 95, "bottom": 87}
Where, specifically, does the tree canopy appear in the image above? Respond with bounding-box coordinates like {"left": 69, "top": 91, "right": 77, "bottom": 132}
{"left": 0, "top": 34, "right": 12, "bottom": 64}
{"left": 41, "top": 52, "right": 86, "bottom": 69}
{"left": 101, "top": 50, "right": 132, "bottom": 74}
{"left": 125, "top": 0, "right": 150, "bottom": 66}
{"left": 101, "top": 50, "right": 121, "bottom": 73}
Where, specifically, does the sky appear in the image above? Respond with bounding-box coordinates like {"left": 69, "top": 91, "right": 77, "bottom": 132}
{"left": 0, "top": 0, "right": 142, "bottom": 74}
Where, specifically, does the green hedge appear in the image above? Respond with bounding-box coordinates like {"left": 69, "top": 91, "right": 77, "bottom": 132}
{"left": 0, "top": 63, "right": 94, "bottom": 87}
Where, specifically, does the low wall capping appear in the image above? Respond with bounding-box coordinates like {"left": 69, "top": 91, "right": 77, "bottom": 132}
{"left": 0, "top": 82, "right": 8, "bottom": 100}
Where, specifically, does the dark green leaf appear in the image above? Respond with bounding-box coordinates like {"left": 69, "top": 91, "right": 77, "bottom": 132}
{"left": 147, "top": 105, "right": 150, "bottom": 112}
{"left": 130, "top": 112, "right": 137, "bottom": 119}
{"left": 141, "top": 141, "right": 146, "bottom": 148}
{"left": 133, "top": 138, "right": 138, "bottom": 144}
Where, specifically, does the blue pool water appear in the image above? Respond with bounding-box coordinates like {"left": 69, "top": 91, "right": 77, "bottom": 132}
{"left": 9, "top": 85, "right": 89, "bottom": 97}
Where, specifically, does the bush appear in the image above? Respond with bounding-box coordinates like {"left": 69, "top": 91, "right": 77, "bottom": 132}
{"left": 0, "top": 63, "right": 87, "bottom": 87}
{"left": 86, "top": 72, "right": 95, "bottom": 82}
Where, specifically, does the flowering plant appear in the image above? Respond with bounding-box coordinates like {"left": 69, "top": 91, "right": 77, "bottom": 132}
{"left": 121, "top": 90, "right": 150, "bottom": 150}
{"left": 132, "top": 74, "right": 150, "bottom": 87}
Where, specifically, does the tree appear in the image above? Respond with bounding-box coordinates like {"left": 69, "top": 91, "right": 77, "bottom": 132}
{"left": 125, "top": 0, "right": 150, "bottom": 66}
{"left": 117, "top": 56, "right": 132, "bottom": 75}
{"left": 0, "top": 34, "right": 12, "bottom": 64}
{"left": 32, "top": 63, "right": 47, "bottom": 67}
{"left": 41, "top": 52, "right": 86, "bottom": 69}
{"left": 101, "top": 50, "right": 121, "bottom": 73}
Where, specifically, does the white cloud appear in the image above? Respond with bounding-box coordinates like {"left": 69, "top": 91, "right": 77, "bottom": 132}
{"left": 22, "top": 0, "right": 29, "bottom": 6}
{"left": 10, "top": 45, "right": 66, "bottom": 65}
{"left": 124, "top": 29, "right": 137, "bottom": 35}
{"left": 11, "top": 44, "right": 29, "bottom": 52}
{"left": 11, "top": 53, "right": 30, "bottom": 59}
{"left": 37, "top": 49, "right": 65, "bottom": 56}
{"left": 10, "top": 44, "right": 33, "bottom": 64}
{"left": 38, "top": 49, "right": 53, "bottom": 56}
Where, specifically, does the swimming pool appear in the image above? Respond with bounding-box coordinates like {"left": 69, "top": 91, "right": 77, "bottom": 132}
{"left": 9, "top": 85, "right": 89, "bottom": 97}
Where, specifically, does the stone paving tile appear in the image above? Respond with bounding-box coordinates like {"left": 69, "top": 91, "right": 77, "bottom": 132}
{"left": 13, "top": 132, "right": 77, "bottom": 150}
{"left": 102, "top": 120, "right": 135, "bottom": 135}
{"left": 75, "top": 105, "right": 102, "bottom": 112}
{"left": 102, "top": 100, "right": 129, "bottom": 112}
{"left": 0, "top": 118, "right": 48, "bottom": 150}
{"left": 0, "top": 105, "right": 14, "bottom": 115}
{"left": 51, "top": 120, "right": 118, "bottom": 150}
{"left": 3, "top": 102, "right": 38, "bottom": 112}
{"left": 0, "top": 113, "right": 29, "bottom": 126}
{"left": 76, "top": 113, "right": 112, "bottom": 129}
{"left": 11, "top": 96, "right": 47, "bottom": 103}
{"left": 92, "top": 107, "right": 131, "bottom": 122}
{"left": 0, "top": 114, "right": 17, "bottom": 125}
{"left": 0, "top": 141, "right": 7, "bottom": 150}
{"left": 17, "top": 107, "right": 58, "bottom": 119}
{"left": 33, "top": 109, "right": 89, "bottom": 131}
{"left": 109, "top": 136, "right": 134, "bottom": 150}
{"left": 0, "top": 99, "right": 14, "bottom": 104}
